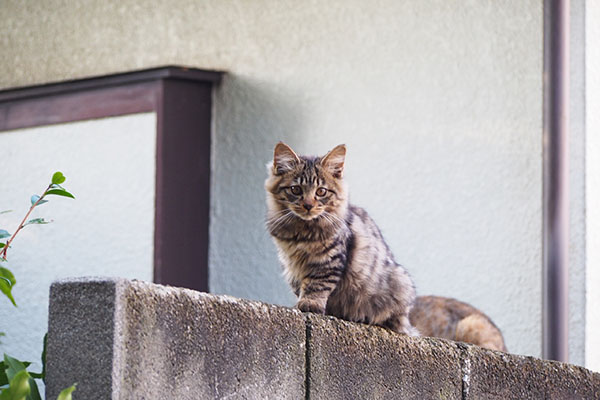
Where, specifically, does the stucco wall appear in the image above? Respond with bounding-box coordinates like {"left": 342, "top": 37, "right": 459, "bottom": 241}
{"left": 569, "top": 0, "right": 587, "bottom": 368}
{"left": 0, "top": 114, "right": 156, "bottom": 365}
{"left": 586, "top": 0, "right": 600, "bottom": 372}
{"left": 1, "top": 0, "right": 578, "bottom": 362}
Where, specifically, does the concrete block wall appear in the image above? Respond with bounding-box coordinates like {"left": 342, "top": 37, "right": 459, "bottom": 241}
{"left": 46, "top": 278, "right": 600, "bottom": 399}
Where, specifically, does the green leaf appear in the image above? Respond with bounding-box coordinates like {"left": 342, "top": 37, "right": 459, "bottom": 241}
{"left": 23, "top": 219, "right": 50, "bottom": 227}
{"left": 26, "top": 377, "right": 41, "bottom": 400}
{"left": 3, "top": 355, "right": 26, "bottom": 382}
{"left": 40, "top": 334, "right": 47, "bottom": 384}
{"left": 1, "top": 370, "right": 31, "bottom": 400}
{"left": 0, "top": 282, "right": 16, "bottom": 306}
{"left": 0, "top": 210, "right": 12, "bottom": 215}
{"left": 44, "top": 190, "right": 75, "bottom": 200}
{"left": 29, "top": 196, "right": 47, "bottom": 207}
{"left": 0, "top": 268, "right": 16, "bottom": 307}
{"left": 0, "top": 353, "right": 41, "bottom": 400}
{"left": 1, "top": 356, "right": 35, "bottom": 399}
{"left": 0, "top": 268, "right": 16, "bottom": 287}
{"left": 0, "top": 243, "right": 5, "bottom": 249}
{"left": 0, "top": 373, "right": 29, "bottom": 400}
{"left": 0, "top": 361, "right": 7, "bottom": 386}
{"left": 56, "top": 384, "right": 76, "bottom": 400}
{"left": 51, "top": 172, "right": 66, "bottom": 185}
{"left": 0, "top": 231, "right": 10, "bottom": 240}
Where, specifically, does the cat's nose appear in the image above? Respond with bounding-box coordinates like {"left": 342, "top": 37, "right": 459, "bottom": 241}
{"left": 303, "top": 203, "right": 314, "bottom": 211}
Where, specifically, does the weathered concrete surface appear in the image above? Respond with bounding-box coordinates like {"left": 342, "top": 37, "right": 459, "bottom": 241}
{"left": 307, "top": 314, "right": 463, "bottom": 400}
{"left": 46, "top": 278, "right": 120, "bottom": 399}
{"left": 46, "top": 278, "right": 600, "bottom": 399}
{"left": 463, "top": 344, "right": 600, "bottom": 400}
{"left": 117, "top": 280, "right": 306, "bottom": 399}
{"left": 46, "top": 278, "right": 306, "bottom": 400}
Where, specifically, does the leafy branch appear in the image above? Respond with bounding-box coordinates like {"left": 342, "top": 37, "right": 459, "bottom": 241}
{"left": 0, "top": 172, "right": 74, "bottom": 263}
{"left": 0, "top": 172, "right": 76, "bottom": 400}
{"left": 0, "top": 172, "right": 74, "bottom": 307}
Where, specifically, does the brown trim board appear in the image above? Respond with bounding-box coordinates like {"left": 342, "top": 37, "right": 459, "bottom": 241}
{"left": 0, "top": 66, "right": 223, "bottom": 293}
{"left": 0, "top": 82, "right": 158, "bottom": 131}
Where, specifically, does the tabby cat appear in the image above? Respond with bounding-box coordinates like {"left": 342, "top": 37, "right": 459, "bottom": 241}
{"left": 265, "top": 142, "right": 418, "bottom": 336}
{"left": 409, "top": 295, "right": 507, "bottom": 351}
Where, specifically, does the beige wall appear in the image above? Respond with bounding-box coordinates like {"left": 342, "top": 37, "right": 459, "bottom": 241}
{"left": 3, "top": 0, "right": 588, "bottom": 364}
{"left": 586, "top": 0, "right": 600, "bottom": 372}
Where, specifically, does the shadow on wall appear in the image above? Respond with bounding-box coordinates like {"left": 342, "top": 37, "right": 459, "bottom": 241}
{"left": 210, "top": 74, "right": 311, "bottom": 306}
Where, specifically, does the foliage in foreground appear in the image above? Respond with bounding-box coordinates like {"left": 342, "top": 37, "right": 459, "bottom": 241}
{"left": 0, "top": 172, "right": 76, "bottom": 399}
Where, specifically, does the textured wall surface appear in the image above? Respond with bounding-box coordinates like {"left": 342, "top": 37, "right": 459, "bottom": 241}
{"left": 0, "top": 114, "right": 156, "bottom": 365}
{"left": 586, "top": 0, "right": 600, "bottom": 372}
{"left": 46, "top": 278, "right": 600, "bottom": 400}
{"left": 569, "top": 0, "right": 587, "bottom": 368}
{"left": 0, "top": 0, "right": 566, "bottom": 360}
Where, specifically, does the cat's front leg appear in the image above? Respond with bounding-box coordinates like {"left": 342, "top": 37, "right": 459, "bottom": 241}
{"left": 296, "top": 276, "right": 339, "bottom": 314}
{"left": 296, "top": 297, "right": 327, "bottom": 314}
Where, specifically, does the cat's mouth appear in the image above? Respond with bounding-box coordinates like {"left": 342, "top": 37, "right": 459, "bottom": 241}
{"left": 291, "top": 208, "right": 321, "bottom": 221}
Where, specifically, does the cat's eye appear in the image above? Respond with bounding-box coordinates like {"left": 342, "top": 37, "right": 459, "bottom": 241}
{"left": 290, "top": 186, "right": 302, "bottom": 195}
{"left": 316, "top": 187, "right": 327, "bottom": 197}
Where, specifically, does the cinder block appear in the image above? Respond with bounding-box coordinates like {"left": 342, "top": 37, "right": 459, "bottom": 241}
{"left": 46, "top": 278, "right": 121, "bottom": 399}
{"left": 463, "top": 344, "right": 600, "bottom": 400}
{"left": 307, "top": 314, "right": 463, "bottom": 400}
{"left": 46, "top": 278, "right": 306, "bottom": 400}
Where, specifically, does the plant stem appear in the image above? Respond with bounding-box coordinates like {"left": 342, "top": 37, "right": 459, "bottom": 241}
{"left": 0, "top": 184, "right": 51, "bottom": 261}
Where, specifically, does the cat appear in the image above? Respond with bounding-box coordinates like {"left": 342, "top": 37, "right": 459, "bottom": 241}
{"left": 409, "top": 295, "right": 507, "bottom": 351}
{"left": 265, "top": 142, "right": 419, "bottom": 336}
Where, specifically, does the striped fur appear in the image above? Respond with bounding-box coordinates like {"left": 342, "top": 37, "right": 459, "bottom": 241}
{"left": 265, "top": 142, "right": 418, "bottom": 336}
{"left": 409, "top": 295, "right": 507, "bottom": 352}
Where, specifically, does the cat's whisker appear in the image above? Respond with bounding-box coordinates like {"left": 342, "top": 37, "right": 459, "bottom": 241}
{"left": 321, "top": 211, "right": 344, "bottom": 230}
{"left": 324, "top": 211, "right": 345, "bottom": 225}
{"left": 267, "top": 215, "right": 287, "bottom": 230}
{"left": 267, "top": 210, "right": 291, "bottom": 224}
{"left": 278, "top": 213, "right": 295, "bottom": 229}
{"left": 267, "top": 209, "right": 292, "bottom": 221}
{"left": 270, "top": 208, "right": 291, "bottom": 217}
{"left": 319, "top": 213, "right": 334, "bottom": 228}
{"left": 267, "top": 210, "right": 294, "bottom": 232}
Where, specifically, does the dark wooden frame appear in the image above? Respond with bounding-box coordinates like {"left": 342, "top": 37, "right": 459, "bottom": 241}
{"left": 0, "top": 66, "right": 223, "bottom": 292}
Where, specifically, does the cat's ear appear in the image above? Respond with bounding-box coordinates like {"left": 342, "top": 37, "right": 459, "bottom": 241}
{"left": 273, "top": 142, "right": 300, "bottom": 175}
{"left": 321, "top": 144, "right": 346, "bottom": 179}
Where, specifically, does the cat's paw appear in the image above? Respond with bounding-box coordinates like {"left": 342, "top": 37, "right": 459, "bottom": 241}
{"left": 296, "top": 299, "right": 325, "bottom": 314}
{"left": 403, "top": 325, "right": 421, "bottom": 337}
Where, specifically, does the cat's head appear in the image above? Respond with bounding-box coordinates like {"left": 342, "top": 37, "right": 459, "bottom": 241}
{"left": 265, "top": 142, "right": 348, "bottom": 221}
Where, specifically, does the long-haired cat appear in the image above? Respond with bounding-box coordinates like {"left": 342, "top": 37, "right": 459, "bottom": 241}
{"left": 265, "top": 142, "right": 418, "bottom": 336}
{"left": 409, "top": 295, "right": 507, "bottom": 351}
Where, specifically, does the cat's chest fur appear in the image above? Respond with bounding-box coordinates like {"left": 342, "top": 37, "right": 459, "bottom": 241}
{"left": 274, "top": 231, "right": 348, "bottom": 293}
